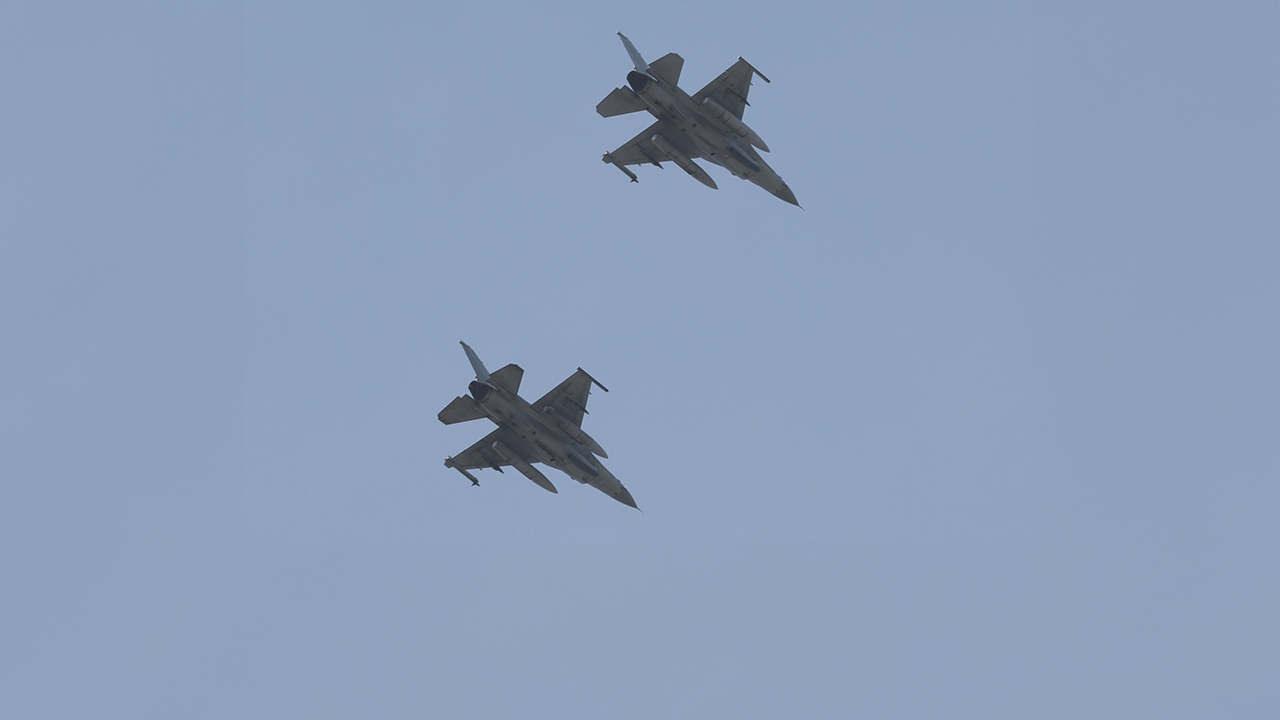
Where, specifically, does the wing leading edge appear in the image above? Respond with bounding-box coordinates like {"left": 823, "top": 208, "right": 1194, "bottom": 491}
{"left": 601, "top": 119, "right": 717, "bottom": 188}
{"left": 445, "top": 427, "right": 560, "bottom": 494}
{"left": 534, "top": 368, "right": 608, "bottom": 429}
{"left": 603, "top": 119, "right": 695, "bottom": 168}
{"left": 692, "top": 57, "right": 770, "bottom": 121}
{"left": 447, "top": 427, "right": 534, "bottom": 472}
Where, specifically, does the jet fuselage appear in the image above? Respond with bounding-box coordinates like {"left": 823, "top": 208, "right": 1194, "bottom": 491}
{"left": 467, "top": 380, "right": 630, "bottom": 501}
{"left": 626, "top": 70, "right": 795, "bottom": 203}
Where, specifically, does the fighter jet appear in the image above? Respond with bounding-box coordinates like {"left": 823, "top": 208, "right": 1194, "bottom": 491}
{"left": 598, "top": 32, "right": 799, "bottom": 207}
{"left": 439, "top": 342, "right": 638, "bottom": 510}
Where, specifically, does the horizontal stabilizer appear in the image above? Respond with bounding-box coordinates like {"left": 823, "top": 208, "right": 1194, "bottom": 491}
{"left": 648, "top": 53, "right": 684, "bottom": 87}
{"left": 597, "top": 86, "right": 646, "bottom": 118}
{"left": 488, "top": 363, "right": 524, "bottom": 395}
{"left": 439, "top": 395, "right": 486, "bottom": 425}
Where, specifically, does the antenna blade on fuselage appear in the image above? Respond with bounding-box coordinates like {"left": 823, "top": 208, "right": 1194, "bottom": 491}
{"left": 617, "top": 32, "right": 649, "bottom": 75}
{"left": 459, "top": 341, "right": 490, "bottom": 383}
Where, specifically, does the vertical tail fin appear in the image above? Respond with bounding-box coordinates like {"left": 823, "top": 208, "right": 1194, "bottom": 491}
{"left": 617, "top": 32, "right": 649, "bottom": 75}
{"left": 459, "top": 341, "right": 490, "bottom": 383}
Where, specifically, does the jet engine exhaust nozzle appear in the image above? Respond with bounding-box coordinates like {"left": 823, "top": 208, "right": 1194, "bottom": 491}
{"left": 468, "top": 381, "right": 492, "bottom": 403}
{"left": 627, "top": 70, "right": 651, "bottom": 94}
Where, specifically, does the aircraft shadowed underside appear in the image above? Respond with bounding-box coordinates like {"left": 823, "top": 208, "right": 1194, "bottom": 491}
{"left": 440, "top": 342, "right": 638, "bottom": 509}
{"left": 598, "top": 32, "right": 799, "bottom": 207}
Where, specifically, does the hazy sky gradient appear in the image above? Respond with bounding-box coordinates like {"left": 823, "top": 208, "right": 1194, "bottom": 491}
{"left": 2, "top": 3, "right": 1277, "bottom": 718}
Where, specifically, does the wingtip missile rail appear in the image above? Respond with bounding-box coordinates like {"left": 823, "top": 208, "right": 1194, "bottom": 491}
{"left": 602, "top": 153, "right": 639, "bottom": 182}
{"left": 445, "top": 457, "right": 481, "bottom": 486}
{"left": 577, "top": 367, "right": 609, "bottom": 393}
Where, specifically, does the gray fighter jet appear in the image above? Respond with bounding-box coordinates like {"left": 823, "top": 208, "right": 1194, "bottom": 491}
{"left": 439, "top": 342, "right": 638, "bottom": 509}
{"left": 598, "top": 32, "right": 799, "bottom": 206}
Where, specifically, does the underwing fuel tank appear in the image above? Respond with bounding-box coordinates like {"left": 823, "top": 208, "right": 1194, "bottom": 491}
{"left": 702, "top": 98, "right": 770, "bottom": 153}
{"left": 542, "top": 406, "right": 608, "bottom": 458}
{"left": 492, "top": 440, "right": 558, "bottom": 494}
{"left": 651, "top": 134, "right": 718, "bottom": 189}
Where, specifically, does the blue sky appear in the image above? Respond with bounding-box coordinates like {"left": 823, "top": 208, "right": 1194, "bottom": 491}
{"left": 2, "top": 2, "right": 1277, "bottom": 718}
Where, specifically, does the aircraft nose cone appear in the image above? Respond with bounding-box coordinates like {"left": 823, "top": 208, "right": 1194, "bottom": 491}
{"left": 615, "top": 486, "right": 639, "bottom": 510}
{"left": 774, "top": 182, "right": 800, "bottom": 207}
